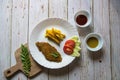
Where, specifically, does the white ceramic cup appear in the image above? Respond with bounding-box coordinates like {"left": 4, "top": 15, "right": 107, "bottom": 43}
{"left": 74, "top": 10, "right": 92, "bottom": 28}
{"left": 84, "top": 33, "right": 103, "bottom": 52}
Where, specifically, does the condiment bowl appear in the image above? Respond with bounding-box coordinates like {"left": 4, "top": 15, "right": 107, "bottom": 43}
{"left": 84, "top": 33, "right": 103, "bottom": 52}
{"left": 74, "top": 10, "right": 92, "bottom": 28}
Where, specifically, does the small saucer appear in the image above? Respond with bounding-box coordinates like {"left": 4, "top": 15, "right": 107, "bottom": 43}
{"left": 84, "top": 33, "right": 103, "bottom": 52}
{"left": 74, "top": 10, "right": 92, "bottom": 28}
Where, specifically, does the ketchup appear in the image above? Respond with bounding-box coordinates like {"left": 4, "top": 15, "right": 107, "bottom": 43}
{"left": 76, "top": 15, "right": 87, "bottom": 25}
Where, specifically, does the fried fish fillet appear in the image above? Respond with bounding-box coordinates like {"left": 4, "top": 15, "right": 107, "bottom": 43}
{"left": 36, "top": 42, "right": 62, "bottom": 62}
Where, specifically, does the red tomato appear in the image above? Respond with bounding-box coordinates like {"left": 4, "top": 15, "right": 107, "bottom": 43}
{"left": 65, "top": 40, "right": 75, "bottom": 48}
{"left": 63, "top": 45, "right": 73, "bottom": 55}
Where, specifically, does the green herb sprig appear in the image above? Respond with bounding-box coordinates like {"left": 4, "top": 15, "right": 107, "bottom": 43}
{"left": 20, "top": 44, "right": 31, "bottom": 77}
{"left": 51, "top": 52, "right": 59, "bottom": 58}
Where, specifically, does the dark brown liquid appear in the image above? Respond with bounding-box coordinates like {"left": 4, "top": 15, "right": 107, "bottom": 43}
{"left": 76, "top": 15, "right": 87, "bottom": 25}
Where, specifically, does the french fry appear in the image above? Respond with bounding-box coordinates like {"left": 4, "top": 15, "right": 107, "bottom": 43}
{"left": 45, "top": 28, "right": 66, "bottom": 44}
{"left": 46, "top": 34, "right": 60, "bottom": 44}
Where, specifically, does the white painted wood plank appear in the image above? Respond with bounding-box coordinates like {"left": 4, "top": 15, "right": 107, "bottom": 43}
{"left": 49, "top": 0, "right": 67, "bottom": 20}
{"left": 68, "top": 0, "right": 94, "bottom": 80}
{"left": 11, "top": 0, "right": 28, "bottom": 79}
{"left": 48, "top": 0, "right": 68, "bottom": 80}
{"left": 29, "top": 0, "right": 49, "bottom": 80}
{"left": 0, "top": 0, "right": 12, "bottom": 80}
{"left": 29, "top": 0, "right": 48, "bottom": 37}
{"left": 93, "top": 0, "right": 111, "bottom": 80}
{"left": 110, "top": 0, "right": 120, "bottom": 80}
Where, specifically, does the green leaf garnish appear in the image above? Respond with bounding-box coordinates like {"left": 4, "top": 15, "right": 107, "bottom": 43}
{"left": 51, "top": 53, "right": 59, "bottom": 58}
{"left": 20, "top": 44, "right": 31, "bottom": 77}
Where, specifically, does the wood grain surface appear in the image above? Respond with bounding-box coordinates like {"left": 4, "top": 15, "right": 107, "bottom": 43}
{"left": 0, "top": 0, "right": 120, "bottom": 80}
{"left": 0, "top": 0, "right": 12, "bottom": 80}
{"left": 110, "top": 0, "right": 120, "bottom": 80}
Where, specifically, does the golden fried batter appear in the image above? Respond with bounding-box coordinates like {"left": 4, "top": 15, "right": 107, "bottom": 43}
{"left": 36, "top": 42, "right": 62, "bottom": 62}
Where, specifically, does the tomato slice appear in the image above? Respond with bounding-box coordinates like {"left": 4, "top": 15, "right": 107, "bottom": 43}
{"left": 63, "top": 45, "right": 73, "bottom": 55}
{"left": 65, "top": 40, "right": 75, "bottom": 48}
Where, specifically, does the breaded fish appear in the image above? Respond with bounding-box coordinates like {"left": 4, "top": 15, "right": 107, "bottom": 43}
{"left": 36, "top": 42, "right": 62, "bottom": 62}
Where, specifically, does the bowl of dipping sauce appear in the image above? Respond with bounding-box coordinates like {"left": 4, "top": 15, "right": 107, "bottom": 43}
{"left": 74, "top": 10, "right": 91, "bottom": 28}
{"left": 85, "top": 33, "right": 103, "bottom": 51}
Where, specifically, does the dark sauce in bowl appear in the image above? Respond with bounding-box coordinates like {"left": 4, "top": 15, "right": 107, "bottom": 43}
{"left": 76, "top": 15, "right": 87, "bottom": 25}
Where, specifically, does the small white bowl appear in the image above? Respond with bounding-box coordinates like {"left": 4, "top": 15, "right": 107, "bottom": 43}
{"left": 84, "top": 33, "right": 103, "bottom": 52}
{"left": 74, "top": 10, "right": 92, "bottom": 28}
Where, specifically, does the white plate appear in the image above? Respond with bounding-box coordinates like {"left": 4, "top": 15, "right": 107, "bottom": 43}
{"left": 29, "top": 18, "right": 79, "bottom": 69}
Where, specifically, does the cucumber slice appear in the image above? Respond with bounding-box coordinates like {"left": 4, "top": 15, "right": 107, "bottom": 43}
{"left": 71, "top": 36, "right": 79, "bottom": 40}
{"left": 71, "top": 49, "right": 80, "bottom": 57}
{"left": 75, "top": 46, "right": 81, "bottom": 51}
{"left": 71, "top": 45, "right": 81, "bottom": 57}
{"left": 76, "top": 41, "right": 81, "bottom": 46}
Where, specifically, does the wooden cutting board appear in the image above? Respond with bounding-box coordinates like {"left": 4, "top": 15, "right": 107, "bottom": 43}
{"left": 4, "top": 43, "right": 42, "bottom": 78}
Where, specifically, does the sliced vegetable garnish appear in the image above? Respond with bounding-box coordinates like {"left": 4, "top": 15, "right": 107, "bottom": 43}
{"left": 63, "top": 45, "right": 73, "bottom": 55}
{"left": 65, "top": 40, "right": 75, "bottom": 48}
{"left": 63, "top": 36, "right": 81, "bottom": 57}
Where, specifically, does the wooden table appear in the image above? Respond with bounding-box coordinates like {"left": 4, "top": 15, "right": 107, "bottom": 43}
{"left": 0, "top": 0, "right": 120, "bottom": 80}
